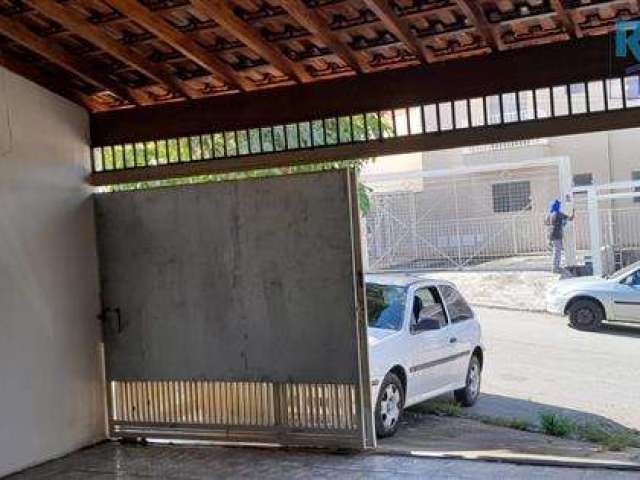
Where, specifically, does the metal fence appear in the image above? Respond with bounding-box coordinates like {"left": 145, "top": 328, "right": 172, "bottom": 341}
{"left": 364, "top": 170, "right": 640, "bottom": 272}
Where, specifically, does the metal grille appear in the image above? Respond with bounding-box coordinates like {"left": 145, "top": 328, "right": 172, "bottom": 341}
{"left": 492, "top": 181, "right": 532, "bottom": 213}
{"left": 364, "top": 167, "right": 561, "bottom": 270}
{"left": 365, "top": 173, "right": 640, "bottom": 272}
{"left": 92, "top": 75, "right": 640, "bottom": 177}
{"left": 109, "top": 380, "right": 359, "bottom": 438}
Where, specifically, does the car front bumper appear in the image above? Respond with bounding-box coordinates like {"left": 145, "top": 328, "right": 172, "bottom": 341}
{"left": 546, "top": 292, "right": 568, "bottom": 315}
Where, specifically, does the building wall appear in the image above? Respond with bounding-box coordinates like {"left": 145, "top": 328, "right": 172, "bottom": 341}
{"left": 422, "top": 129, "right": 639, "bottom": 198}
{"left": 0, "top": 68, "right": 104, "bottom": 477}
{"left": 365, "top": 129, "right": 640, "bottom": 268}
{"left": 420, "top": 130, "right": 640, "bottom": 248}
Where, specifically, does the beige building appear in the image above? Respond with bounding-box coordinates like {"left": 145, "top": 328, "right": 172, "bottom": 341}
{"left": 363, "top": 129, "right": 640, "bottom": 270}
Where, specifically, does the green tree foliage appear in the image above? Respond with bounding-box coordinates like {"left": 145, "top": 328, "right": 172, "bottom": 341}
{"left": 102, "top": 114, "right": 393, "bottom": 215}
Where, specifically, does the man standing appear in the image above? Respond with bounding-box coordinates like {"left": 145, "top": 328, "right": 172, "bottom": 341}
{"left": 547, "top": 199, "right": 574, "bottom": 274}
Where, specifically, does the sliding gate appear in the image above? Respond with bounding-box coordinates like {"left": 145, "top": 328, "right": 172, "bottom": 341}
{"left": 95, "top": 169, "right": 374, "bottom": 448}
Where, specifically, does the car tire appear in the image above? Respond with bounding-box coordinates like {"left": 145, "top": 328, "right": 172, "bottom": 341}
{"left": 568, "top": 299, "right": 604, "bottom": 331}
{"left": 375, "top": 372, "right": 404, "bottom": 438}
{"left": 454, "top": 355, "right": 482, "bottom": 407}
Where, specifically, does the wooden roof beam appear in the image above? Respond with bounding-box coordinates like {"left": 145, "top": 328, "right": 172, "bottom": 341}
{"left": 0, "top": 47, "right": 105, "bottom": 110}
{"left": 363, "top": 0, "right": 434, "bottom": 65}
{"left": 550, "top": 0, "right": 583, "bottom": 38}
{"left": 25, "top": 0, "right": 196, "bottom": 98}
{"left": 190, "top": 0, "right": 311, "bottom": 82}
{"left": 105, "top": 0, "right": 251, "bottom": 90}
{"left": 278, "top": 0, "right": 370, "bottom": 73}
{"left": 0, "top": 13, "right": 137, "bottom": 104}
{"left": 456, "top": 0, "right": 504, "bottom": 50}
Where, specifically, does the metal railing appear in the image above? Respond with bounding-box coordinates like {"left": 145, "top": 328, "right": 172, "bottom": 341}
{"left": 365, "top": 183, "right": 640, "bottom": 272}
{"left": 92, "top": 74, "right": 640, "bottom": 177}
{"left": 109, "top": 380, "right": 359, "bottom": 439}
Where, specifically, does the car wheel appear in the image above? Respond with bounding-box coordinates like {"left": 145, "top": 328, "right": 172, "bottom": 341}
{"left": 568, "top": 299, "right": 603, "bottom": 331}
{"left": 375, "top": 372, "right": 404, "bottom": 438}
{"left": 454, "top": 355, "right": 481, "bottom": 407}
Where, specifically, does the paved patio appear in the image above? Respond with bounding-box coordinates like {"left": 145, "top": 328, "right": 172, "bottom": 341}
{"left": 6, "top": 442, "right": 640, "bottom": 480}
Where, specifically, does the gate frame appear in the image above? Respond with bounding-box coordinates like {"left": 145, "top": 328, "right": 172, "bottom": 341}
{"left": 97, "top": 168, "right": 375, "bottom": 450}
{"left": 574, "top": 180, "right": 640, "bottom": 276}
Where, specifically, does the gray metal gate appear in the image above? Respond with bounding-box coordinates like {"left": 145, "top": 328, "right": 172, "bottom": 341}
{"left": 95, "top": 169, "right": 374, "bottom": 448}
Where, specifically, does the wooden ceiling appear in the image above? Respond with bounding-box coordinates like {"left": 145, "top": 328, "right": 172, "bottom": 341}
{"left": 0, "top": 0, "right": 638, "bottom": 112}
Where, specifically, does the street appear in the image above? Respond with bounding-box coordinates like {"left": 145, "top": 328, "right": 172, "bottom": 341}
{"left": 469, "top": 307, "right": 640, "bottom": 431}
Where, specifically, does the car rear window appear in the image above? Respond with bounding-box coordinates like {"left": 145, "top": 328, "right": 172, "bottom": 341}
{"left": 440, "top": 285, "right": 473, "bottom": 323}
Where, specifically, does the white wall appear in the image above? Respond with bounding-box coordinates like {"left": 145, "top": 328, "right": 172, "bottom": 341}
{"left": 0, "top": 67, "right": 104, "bottom": 477}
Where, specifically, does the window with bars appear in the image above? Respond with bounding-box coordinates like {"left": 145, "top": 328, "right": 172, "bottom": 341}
{"left": 634, "top": 171, "right": 640, "bottom": 203}
{"left": 492, "top": 181, "right": 532, "bottom": 213}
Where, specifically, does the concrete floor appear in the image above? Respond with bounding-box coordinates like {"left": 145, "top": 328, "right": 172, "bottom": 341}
{"left": 468, "top": 307, "right": 640, "bottom": 430}
{"left": 7, "top": 442, "right": 640, "bottom": 480}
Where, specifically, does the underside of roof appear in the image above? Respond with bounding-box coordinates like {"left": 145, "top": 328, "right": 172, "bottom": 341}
{"left": 0, "top": 0, "right": 637, "bottom": 112}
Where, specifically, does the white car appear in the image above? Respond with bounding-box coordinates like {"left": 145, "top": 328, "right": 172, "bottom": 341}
{"left": 546, "top": 261, "right": 640, "bottom": 330}
{"left": 366, "top": 274, "right": 485, "bottom": 438}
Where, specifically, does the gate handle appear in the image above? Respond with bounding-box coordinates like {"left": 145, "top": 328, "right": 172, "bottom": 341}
{"left": 99, "top": 307, "right": 123, "bottom": 334}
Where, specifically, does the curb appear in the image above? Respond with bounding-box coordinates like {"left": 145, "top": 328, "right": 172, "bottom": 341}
{"left": 373, "top": 448, "right": 640, "bottom": 472}
{"left": 470, "top": 302, "right": 547, "bottom": 313}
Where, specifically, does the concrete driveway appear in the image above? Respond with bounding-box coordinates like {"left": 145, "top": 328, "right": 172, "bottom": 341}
{"left": 467, "top": 307, "right": 640, "bottom": 430}
{"left": 8, "top": 442, "right": 640, "bottom": 480}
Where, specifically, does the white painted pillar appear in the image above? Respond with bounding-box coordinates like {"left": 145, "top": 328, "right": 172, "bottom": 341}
{"left": 558, "top": 156, "right": 576, "bottom": 266}
{"left": 587, "top": 187, "right": 603, "bottom": 277}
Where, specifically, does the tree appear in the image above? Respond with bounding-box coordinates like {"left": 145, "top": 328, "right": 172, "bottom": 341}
{"left": 101, "top": 113, "right": 392, "bottom": 215}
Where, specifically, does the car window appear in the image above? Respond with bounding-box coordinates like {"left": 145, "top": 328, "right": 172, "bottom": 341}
{"left": 624, "top": 270, "right": 640, "bottom": 287}
{"left": 440, "top": 285, "right": 473, "bottom": 323}
{"left": 412, "top": 287, "right": 447, "bottom": 328}
{"left": 611, "top": 261, "right": 640, "bottom": 280}
{"left": 366, "top": 283, "right": 406, "bottom": 331}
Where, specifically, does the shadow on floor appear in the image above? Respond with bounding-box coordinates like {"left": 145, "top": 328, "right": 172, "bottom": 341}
{"left": 586, "top": 323, "right": 640, "bottom": 339}
{"left": 446, "top": 392, "right": 637, "bottom": 432}
{"left": 378, "top": 396, "right": 640, "bottom": 464}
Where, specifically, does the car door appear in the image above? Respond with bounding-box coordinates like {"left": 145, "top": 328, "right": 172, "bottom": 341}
{"left": 439, "top": 284, "right": 475, "bottom": 388}
{"left": 405, "top": 286, "right": 452, "bottom": 401}
{"left": 613, "top": 270, "right": 640, "bottom": 323}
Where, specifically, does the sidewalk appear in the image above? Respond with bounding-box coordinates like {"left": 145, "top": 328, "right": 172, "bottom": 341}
{"left": 426, "top": 270, "right": 559, "bottom": 311}
{"left": 380, "top": 410, "right": 640, "bottom": 470}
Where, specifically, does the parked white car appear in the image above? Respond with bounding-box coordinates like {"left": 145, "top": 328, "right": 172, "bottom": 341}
{"left": 366, "top": 274, "right": 485, "bottom": 438}
{"left": 546, "top": 261, "right": 640, "bottom": 330}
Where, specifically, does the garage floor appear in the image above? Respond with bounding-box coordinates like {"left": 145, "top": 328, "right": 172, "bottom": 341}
{"left": 6, "top": 442, "right": 640, "bottom": 480}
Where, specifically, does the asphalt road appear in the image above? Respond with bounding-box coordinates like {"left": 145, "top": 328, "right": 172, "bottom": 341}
{"left": 467, "top": 307, "right": 640, "bottom": 431}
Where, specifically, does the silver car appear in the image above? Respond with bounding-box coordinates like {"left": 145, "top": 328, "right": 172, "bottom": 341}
{"left": 546, "top": 261, "right": 640, "bottom": 330}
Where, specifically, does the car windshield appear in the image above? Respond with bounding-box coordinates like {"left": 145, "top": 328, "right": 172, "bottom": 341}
{"left": 609, "top": 261, "right": 640, "bottom": 280}
{"left": 366, "top": 283, "right": 406, "bottom": 331}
